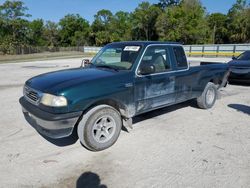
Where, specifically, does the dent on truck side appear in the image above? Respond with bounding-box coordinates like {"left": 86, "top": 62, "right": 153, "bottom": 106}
{"left": 196, "top": 64, "right": 229, "bottom": 93}
{"left": 77, "top": 97, "right": 136, "bottom": 119}
{"left": 136, "top": 78, "right": 176, "bottom": 112}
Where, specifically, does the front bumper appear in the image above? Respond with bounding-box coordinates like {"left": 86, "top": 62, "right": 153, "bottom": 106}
{"left": 19, "top": 97, "right": 82, "bottom": 139}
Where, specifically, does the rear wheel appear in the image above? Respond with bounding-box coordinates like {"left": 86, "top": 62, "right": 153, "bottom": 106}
{"left": 77, "top": 105, "right": 122, "bottom": 151}
{"left": 197, "top": 82, "right": 217, "bottom": 109}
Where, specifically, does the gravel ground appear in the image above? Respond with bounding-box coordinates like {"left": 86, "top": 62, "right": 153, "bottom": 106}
{"left": 0, "top": 57, "right": 249, "bottom": 188}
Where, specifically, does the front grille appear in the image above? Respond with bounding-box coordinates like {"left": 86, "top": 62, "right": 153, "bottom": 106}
{"left": 27, "top": 91, "right": 39, "bottom": 101}
{"left": 24, "top": 86, "right": 41, "bottom": 104}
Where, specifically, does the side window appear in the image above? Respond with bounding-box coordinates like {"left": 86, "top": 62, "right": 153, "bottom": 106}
{"left": 138, "top": 46, "right": 171, "bottom": 74}
{"left": 173, "top": 46, "right": 188, "bottom": 68}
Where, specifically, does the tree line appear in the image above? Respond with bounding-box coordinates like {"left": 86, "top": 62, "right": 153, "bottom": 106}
{"left": 0, "top": 0, "right": 250, "bottom": 54}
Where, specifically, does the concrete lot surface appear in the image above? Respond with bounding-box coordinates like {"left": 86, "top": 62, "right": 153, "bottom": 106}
{"left": 0, "top": 57, "right": 249, "bottom": 188}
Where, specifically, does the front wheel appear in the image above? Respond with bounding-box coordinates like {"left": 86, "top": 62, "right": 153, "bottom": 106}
{"left": 77, "top": 105, "right": 122, "bottom": 151}
{"left": 197, "top": 82, "right": 217, "bottom": 109}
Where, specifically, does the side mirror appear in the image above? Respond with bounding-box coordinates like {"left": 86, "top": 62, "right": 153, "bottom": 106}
{"left": 138, "top": 64, "right": 155, "bottom": 75}
{"left": 232, "top": 56, "right": 236, "bottom": 60}
{"left": 81, "top": 59, "right": 90, "bottom": 67}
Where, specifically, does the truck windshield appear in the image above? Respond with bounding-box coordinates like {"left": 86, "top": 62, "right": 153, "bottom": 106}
{"left": 91, "top": 44, "right": 142, "bottom": 70}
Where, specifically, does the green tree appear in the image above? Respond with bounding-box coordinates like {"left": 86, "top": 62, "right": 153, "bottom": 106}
{"left": 59, "top": 14, "right": 90, "bottom": 46}
{"left": 132, "top": 2, "right": 161, "bottom": 40}
{"left": 207, "top": 13, "right": 228, "bottom": 44}
{"left": 92, "top": 9, "right": 113, "bottom": 32}
{"left": 156, "top": 0, "right": 209, "bottom": 44}
{"left": 0, "top": 0, "right": 30, "bottom": 20}
{"left": 0, "top": 0, "right": 30, "bottom": 54}
{"left": 227, "top": 0, "right": 249, "bottom": 43}
{"left": 157, "top": 0, "right": 180, "bottom": 9}
{"left": 246, "top": 7, "right": 250, "bottom": 42}
{"left": 43, "top": 21, "right": 60, "bottom": 47}
{"left": 91, "top": 9, "right": 114, "bottom": 45}
{"left": 110, "top": 11, "right": 132, "bottom": 41}
{"left": 28, "top": 19, "right": 46, "bottom": 46}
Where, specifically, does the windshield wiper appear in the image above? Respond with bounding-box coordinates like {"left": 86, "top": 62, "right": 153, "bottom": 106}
{"left": 95, "top": 65, "right": 119, "bottom": 71}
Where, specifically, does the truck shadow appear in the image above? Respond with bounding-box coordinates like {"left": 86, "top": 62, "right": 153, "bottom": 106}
{"left": 133, "top": 99, "right": 197, "bottom": 124}
{"left": 39, "top": 127, "right": 79, "bottom": 147}
{"left": 228, "top": 104, "right": 250, "bottom": 115}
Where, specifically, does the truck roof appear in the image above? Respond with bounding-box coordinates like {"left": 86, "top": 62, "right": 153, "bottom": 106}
{"left": 108, "top": 41, "right": 182, "bottom": 47}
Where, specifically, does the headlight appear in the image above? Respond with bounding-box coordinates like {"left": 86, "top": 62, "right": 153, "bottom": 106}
{"left": 40, "top": 93, "right": 67, "bottom": 107}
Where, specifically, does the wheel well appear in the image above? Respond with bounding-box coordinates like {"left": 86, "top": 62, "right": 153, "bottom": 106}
{"left": 209, "top": 78, "right": 221, "bottom": 85}
{"left": 91, "top": 99, "right": 121, "bottom": 112}
{"left": 83, "top": 99, "right": 132, "bottom": 119}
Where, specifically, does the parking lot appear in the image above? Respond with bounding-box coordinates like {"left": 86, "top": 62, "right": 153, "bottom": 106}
{"left": 0, "top": 57, "right": 249, "bottom": 188}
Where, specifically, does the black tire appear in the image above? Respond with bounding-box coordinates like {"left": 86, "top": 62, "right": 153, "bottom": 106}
{"left": 197, "top": 82, "right": 217, "bottom": 109}
{"left": 77, "top": 105, "right": 122, "bottom": 151}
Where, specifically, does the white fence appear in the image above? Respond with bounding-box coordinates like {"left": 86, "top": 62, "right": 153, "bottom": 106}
{"left": 3, "top": 44, "right": 249, "bottom": 57}
{"left": 183, "top": 44, "right": 250, "bottom": 57}
{"left": 83, "top": 46, "right": 102, "bottom": 53}
{"left": 83, "top": 44, "right": 250, "bottom": 57}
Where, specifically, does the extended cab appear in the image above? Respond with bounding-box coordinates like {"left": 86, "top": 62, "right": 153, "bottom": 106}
{"left": 20, "top": 41, "right": 229, "bottom": 151}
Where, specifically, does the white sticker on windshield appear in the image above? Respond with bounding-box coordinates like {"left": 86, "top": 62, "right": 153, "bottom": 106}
{"left": 124, "top": 46, "right": 140, "bottom": 51}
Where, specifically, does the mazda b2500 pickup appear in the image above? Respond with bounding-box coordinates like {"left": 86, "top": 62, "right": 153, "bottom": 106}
{"left": 20, "top": 41, "right": 229, "bottom": 151}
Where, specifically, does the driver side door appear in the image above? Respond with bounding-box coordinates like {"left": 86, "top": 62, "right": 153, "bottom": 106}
{"left": 134, "top": 45, "right": 176, "bottom": 113}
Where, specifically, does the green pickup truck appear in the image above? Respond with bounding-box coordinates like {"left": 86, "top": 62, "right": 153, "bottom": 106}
{"left": 20, "top": 41, "right": 229, "bottom": 151}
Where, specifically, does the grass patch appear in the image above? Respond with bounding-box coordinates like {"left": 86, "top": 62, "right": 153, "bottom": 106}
{"left": 0, "top": 51, "right": 96, "bottom": 64}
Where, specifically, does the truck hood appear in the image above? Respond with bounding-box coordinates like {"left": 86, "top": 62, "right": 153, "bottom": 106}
{"left": 26, "top": 67, "right": 124, "bottom": 93}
